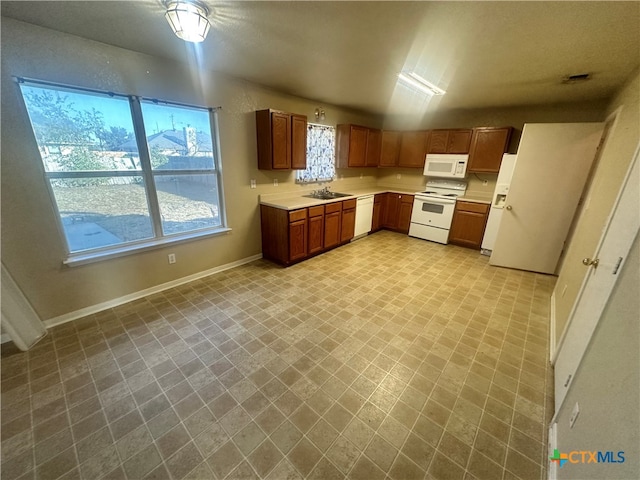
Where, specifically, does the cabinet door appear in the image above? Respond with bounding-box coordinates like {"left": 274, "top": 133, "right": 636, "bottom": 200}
{"left": 372, "top": 195, "right": 385, "bottom": 232}
{"left": 447, "top": 129, "right": 473, "bottom": 153}
{"left": 324, "top": 211, "right": 342, "bottom": 249}
{"left": 398, "top": 131, "right": 428, "bottom": 168}
{"left": 307, "top": 212, "right": 324, "bottom": 254}
{"left": 383, "top": 193, "right": 400, "bottom": 229}
{"left": 427, "top": 130, "right": 449, "bottom": 154}
{"left": 271, "top": 112, "right": 291, "bottom": 169}
{"left": 341, "top": 207, "right": 356, "bottom": 242}
{"left": 349, "top": 126, "right": 368, "bottom": 167}
{"left": 379, "top": 131, "right": 401, "bottom": 167}
{"left": 289, "top": 219, "right": 307, "bottom": 261}
{"left": 291, "top": 114, "right": 308, "bottom": 170}
{"left": 449, "top": 202, "right": 489, "bottom": 249}
{"left": 397, "top": 195, "right": 414, "bottom": 233}
{"left": 365, "top": 129, "right": 382, "bottom": 167}
{"left": 467, "top": 127, "right": 512, "bottom": 173}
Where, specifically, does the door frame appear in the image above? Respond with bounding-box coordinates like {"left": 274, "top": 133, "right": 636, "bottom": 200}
{"left": 549, "top": 108, "right": 620, "bottom": 360}
{"left": 551, "top": 142, "right": 639, "bottom": 417}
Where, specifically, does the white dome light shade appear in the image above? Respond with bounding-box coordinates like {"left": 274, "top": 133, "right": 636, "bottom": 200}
{"left": 165, "top": 1, "right": 211, "bottom": 43}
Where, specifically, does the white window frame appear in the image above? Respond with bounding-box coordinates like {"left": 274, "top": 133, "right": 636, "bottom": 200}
{"left": 17, "top": 77, "right": 229, "bottom": 266}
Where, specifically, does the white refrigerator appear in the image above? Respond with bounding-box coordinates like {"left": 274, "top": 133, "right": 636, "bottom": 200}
{"left": 481, "top": 154, "right": 517, "bottom": 255}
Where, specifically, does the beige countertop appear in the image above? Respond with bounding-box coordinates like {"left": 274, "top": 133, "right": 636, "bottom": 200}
{"left": 457, "top": 194, "right": 492, "bottom": 204}
{"left": 259, "top": 186, "right": 419, "bottom": 210}
{"left": 260, "top": 186, "right": 494, "bottom": 210}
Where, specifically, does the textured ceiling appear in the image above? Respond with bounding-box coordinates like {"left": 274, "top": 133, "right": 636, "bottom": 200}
{"left": 2, "top": 1, "right": 639, "bottom": 116}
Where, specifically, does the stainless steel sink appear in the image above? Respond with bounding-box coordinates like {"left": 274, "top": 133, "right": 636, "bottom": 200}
{"left": 303, "top": 192, "right": 352, "bottom": 200}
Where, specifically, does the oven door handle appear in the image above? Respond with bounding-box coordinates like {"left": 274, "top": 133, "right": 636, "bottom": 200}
{"left": 415, "top": 196, "right": 456, "bottom": 205}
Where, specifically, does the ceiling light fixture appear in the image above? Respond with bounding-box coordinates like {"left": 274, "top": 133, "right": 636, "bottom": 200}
{"left": 398, "top": 72, "right": 446, "bottom": 96}
{"left": 165, "top": 1, "right": 211, "bottom": 43}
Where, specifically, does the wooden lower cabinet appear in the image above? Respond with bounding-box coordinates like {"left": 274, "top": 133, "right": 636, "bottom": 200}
{"left": 289, "top": 217, "right": 307, "bottom": 261}
{"left": 307, "top": 206, "right": 324, "bottom": 255}
{"left": 324, "top": 202, "right": 342, "bottom": 249}
{"left": 261, "top": 195, "right": 412, "bottom": 266}
{"left": 397, "top": 196, "right": 414, "bottom": 233}
{"left": 371, "top": 194, "right": 385, "bottom": 232}
{"left": 341, "top": 199, "right": 357, "bottom": 242}
{"left": 381, "top": 193, "right": 414, "bottom": 233}
{"left": 448, "top": 201, "right": 490, "bottom": 249}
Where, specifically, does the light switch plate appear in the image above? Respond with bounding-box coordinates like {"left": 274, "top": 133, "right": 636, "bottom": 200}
{"left": 250, "top": 179, "right": 256, "bottom": 189}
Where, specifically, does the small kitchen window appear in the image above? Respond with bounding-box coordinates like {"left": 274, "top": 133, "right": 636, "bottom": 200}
{"left": 18, "top": 78, "right": 228, "bottom": 265}
{"left": 296, "top": 123, "right": 336, "bottom": 183}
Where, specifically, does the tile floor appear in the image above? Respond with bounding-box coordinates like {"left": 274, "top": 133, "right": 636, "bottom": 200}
{"left": 1, "top": 231, "right": 555, "bottom": 480}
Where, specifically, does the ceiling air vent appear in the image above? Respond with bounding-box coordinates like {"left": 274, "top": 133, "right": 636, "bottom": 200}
{"left": 562, "top": 73, "right": 591, "bottom": 84}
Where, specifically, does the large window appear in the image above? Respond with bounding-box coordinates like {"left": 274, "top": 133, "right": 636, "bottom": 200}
{"left": 18, "top": 79, "right": 226, "bottom": 262}
{"left": 296, "top": 124, "right": 336, "bottom": 183}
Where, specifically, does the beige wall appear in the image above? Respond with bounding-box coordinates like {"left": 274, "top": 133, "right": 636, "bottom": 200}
{"left": 554, "top": 69, "right": 640, "bottom": 344}
{"left": 0, "top": 19, "right": 380, "bottom": 320}
{"left": 0, "top": 18, "right": 613, "bottom": 323}
{"left": 556, "top": 233, "right": 639, "bottom": 479}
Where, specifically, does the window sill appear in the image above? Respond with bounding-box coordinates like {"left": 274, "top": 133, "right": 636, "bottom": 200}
{"left": 63, "top": 227, "right": 232, "bottom": 267}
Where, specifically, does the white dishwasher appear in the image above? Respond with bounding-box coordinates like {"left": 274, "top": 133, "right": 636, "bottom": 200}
{"left": 354, "top": 195, "right": 374, "bottom": 239}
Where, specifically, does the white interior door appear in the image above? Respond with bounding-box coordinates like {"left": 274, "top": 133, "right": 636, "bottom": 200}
{"left": 553, "top": 149, "right": 639, "bottom": 414}
{"left": 490, "top": 123, "right": 604, "bottom": 274}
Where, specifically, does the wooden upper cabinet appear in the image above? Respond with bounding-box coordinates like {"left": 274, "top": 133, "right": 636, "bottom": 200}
{"left": 291, "top": 114, "right": 308, "bottom": 170}
{"left": 336, "top": 124, "right": 369, "bottom": 168}
{"left": 379, "top": 131, "right": 401, "bottom": 167}
{"left": 365, "top": 129, "right": 382, "bottom": 167}
{"left": 398, "top": 131, "right": 429, "bottom": 168}
{"left": 427, "top": 129, "right": 473, "bottom": 154}
{"left": 467, "top": 127, "right": 513, "bottom": 173}
{"left": 256, "top": 109, "right": 307, "bottom": 170}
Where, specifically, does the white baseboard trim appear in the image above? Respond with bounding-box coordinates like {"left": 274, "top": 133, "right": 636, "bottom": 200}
{"left": 549, "top": 291, "right": 557, "bottom": 363}
{"left": 44, "top": 253, "right": 263, "bottom": 329}
{"left": 1, "top": 253, "right": 263, "bottom": 344}
{"left": 548, "top": 422, "right": 558, "bottom": 480}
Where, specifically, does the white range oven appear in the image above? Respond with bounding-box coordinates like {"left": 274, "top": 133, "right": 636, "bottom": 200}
{"left": 408, "top": 179, "right": 467, "bottom": 244}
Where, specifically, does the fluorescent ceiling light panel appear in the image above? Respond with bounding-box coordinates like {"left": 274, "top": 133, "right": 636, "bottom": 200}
{"left": 398, "top": 72, "right": 446, "bottom": 96}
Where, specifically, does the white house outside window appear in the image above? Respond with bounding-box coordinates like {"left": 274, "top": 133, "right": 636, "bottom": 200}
{"left": 18, "top": 78, "right": 227, "bottom": 263}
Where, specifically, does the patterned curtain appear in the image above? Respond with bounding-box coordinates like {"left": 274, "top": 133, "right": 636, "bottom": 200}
{"left": 296, "top": 124, "right": 336, "bottom": 183}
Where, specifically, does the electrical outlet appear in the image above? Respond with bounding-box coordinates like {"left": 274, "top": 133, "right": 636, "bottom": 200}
{"left": 570, "top": 402, "right": 580, "bottom": 428}
{"left": 250, "top": 179, "right": 256, "bottom": 189}
{"left": 396, "top": 174, "right": 401, "bottom": 180}
{"left": 168, "top": 253, "right": 176, "bottom": 264}
{"left": 273, "top": 179, "right": 278, "bottom": 187}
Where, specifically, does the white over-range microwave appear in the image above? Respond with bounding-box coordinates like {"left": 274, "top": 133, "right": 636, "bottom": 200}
{"left": 423, "top": 154, "right": 469, "bottom": 179}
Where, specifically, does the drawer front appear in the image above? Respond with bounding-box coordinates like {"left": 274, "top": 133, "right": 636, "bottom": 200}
{"left": 308, "top": 205, "right": 324, "bottom": 217}
{"left": 325, "top": 202, "right": 343, "bottom": 214}
{"left": 342, "top": 198, "right": 357, "bottom": 210}
{"left": 289, "top": 209, "right": 307, "bottom": 222}
{"left": 456, "top": 201, "right": 489, "bottom": 214}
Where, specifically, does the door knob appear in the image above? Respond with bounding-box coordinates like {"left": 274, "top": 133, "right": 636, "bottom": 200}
{"left": 505, "top": 205, "right": 513, "bottom": 210}
{"left": 582, "top": 257, "right": 599, "bottom": 268}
